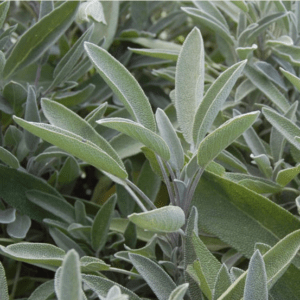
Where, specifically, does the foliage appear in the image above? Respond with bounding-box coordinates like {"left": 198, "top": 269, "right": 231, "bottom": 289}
{"left": 1, "top": 1, "right": 300, "bottom": 299}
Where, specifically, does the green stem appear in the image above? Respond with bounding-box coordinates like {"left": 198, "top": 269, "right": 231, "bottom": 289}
{"left": 165, "top": 162, "right": 180, "bottom": 206}
{"left": 108, "top": 267, "right": 142, "bottom": 278}
{"left": 10, "top": 261, "right": 21, "bottom": 300}
{"left": 124, "top": 185, "right": 148, "bottom": 212}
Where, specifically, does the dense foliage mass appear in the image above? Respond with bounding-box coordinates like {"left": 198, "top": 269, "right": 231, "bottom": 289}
{"left": 2, "top": 0, "right": 300, "bottom": 299}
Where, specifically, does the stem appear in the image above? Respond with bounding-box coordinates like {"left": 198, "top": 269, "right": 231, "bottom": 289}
{"left": 165, "top": 162, "right": 180, "bottom": 206}
{"left": 108, "top": 267, "right": 142, "bottom": 278}
{"left": 283, "top": 187, "right": 300, "bottom": 195}
{"left": 10, "top": 261, "right": 22, "bottom": 299}
{"left": 184, "top": 168, "right": 204, "bottom": 214}
{"left": 124, "top": 185, "right": 148, "bottom": 212}
{"left": 125, "top": 179, "right": 156, "bottom": 210}
{"left": 156, "top": 155, "right": 175, "bottom": 205}
{"left": 34, "top": 64, "right": 42, "bottom": 88}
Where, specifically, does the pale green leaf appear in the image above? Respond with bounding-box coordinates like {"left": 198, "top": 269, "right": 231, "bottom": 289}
{"left": 58, "top": 250, "right": 82, "bottom": 300}
{"left": 262, "top": 107, "right": 300, "bottom": 150}
{"left": 128, "top": 206, "right": 185, "bottom": 233}
{"left": 168, "top": 283, "right": 189, "bottom": 300}
{"left": 41, "top": 98, "right": 123, "bottom": 167}
{"left": 39, "top": 1, "right": 53, "bottom": 19}
{"left": 129, "top": 47, "right": 178, "bottom": 61}
{"left": 13, "top": 117, "right": 127, "bottom": 179}
{"left": 0, "top": 262, "right": 8, "bottom": 300}
{"left": 7, "top": 213, "right": 31, "bottom": 239}
{"left": 97, "top": 118, "right": 170, "bottom": 161}
{"left": 0, "top": 208, "right": 15, "bottom": 224}
{"left": 276, "top": 164, "right": 300, "bottom": 186}
{"left": 193, "top": 60, "right": 247, "bottom": 146}
{"left": 244, "top": 65, "right": 290, "bottom": 112}
{"left": 0, "top": 1, "right": 10, "bottom": 29}
{"left": 0, "top": 242, "right": 65, "bottom": 267}
{"left": 84, "top": 42, "right": 156, "bottom": 131}
{"left": 212, "top": 264, "right": 232, "bottom": 300}
{"left": 91, "top": 195, "right": 117, "bottom": 253}
{"left": 77, "top": 0, "right": 106, "bottom": 24}
{"left": 156, "top": 108, "right": 184, "bottom": 170}
{"left": 175, "top": 27, "right": 204, "bottom": 144}
{"left": 80, "top": 256, "right": 110, "bottom": 272}
{"left": 129, "top": 253, "right": 176, "bottom": 300}
{"left": 243, "top": 250, "right": 268, "bottom": 300}
{"left": 236, "top": 44, "right": 257, "bottom": 60}
{"left": 235, "top": 79, "right": 256, "bottom": 102}
{"left": 3, "top": 1, "right": 79, "bottom": 78}
{"left": 280, "top": 67, "right": 300, "bottom": 92}
{"left": 272, "top": 44, "right": 300, "bottom": 66}
{"left": 197, "top": 112, "right": 259, "bottom": 168}
{"left": 28, "top": 280, "right": 55, "bottom": 300}
{"left": 0, "top": 146, "right": 19, "bottom": 168}
{"left": 250, "top": 154, "right": 272, "bottom": 178}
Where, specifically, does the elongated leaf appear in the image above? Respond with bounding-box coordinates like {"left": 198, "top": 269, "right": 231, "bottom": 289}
{"left": 58, "top": 250, "right": 81, "bottom": 300}
{"left": 129, "top": 253, "right": 176, "bottom": 300}
{"left": 0, "top": 1, "right": 10, "bottom": 30}
{"left": 129, "top": 47, "right": 179, "bottom": 61}
{"left": 97, "top": 118, "right": 170, "bottom": 161}
{"left": 0, "top": 146, "right": 19, "bottom": 168}
{"left": 0, "top": 262, "right": 8, "bottom": 300}
{"left": 243, "top": 250, "right": 268, "bottom": 300}
{"left": 218, "top": 229, "right": 300, "bottom": 300}
{"left": 24, "top": 86, "right": 40, "bottom": 151}
{"left": 197, "top": 112, "right": 259, "bottom": 168}
{"left": 28, "top": 280, "right": 55, "bottom": 300}
{"left": 168, "top": 283, "right": 189, "bottom": 300}
{"left": 41, "top": 98, "right": 123, "bottom": 166}
{"left": 262, "top": 107, "right": 300, "bottom": 150}
{"left": 156, "top": 108, "right": 184, "bottom": 170}
{"left": 91, "top": 195, "right": 117, "bottom": 253}
{"left": 212, "top": 264, "right": 232, "bottom": 300}
{"left": 276, "top": 164, "right": 300, "bottom": 186}
{"left": 84, "top": 42, "right": 156, "bottom": 131}
{"left": 3, "top": 1, "right": 79, "bottom": 78}
{"left": 13, "top": 117, "right": 127, "bottom": 179}
{"left": 280, "top": 67, "right": 300, "bottom": 92}
{"left": 128, "top": 206, "right": 185, "bottom": 233}
{"left": 39, "top": 1, "right": 54, "bottom": 19}
{"left": 244, "top": 65, "right": 290, "bottom": 112}
{"left": 0, "top": 243, "right": 65, "bottom": 267}
{"left": 26, "top": 190, "right": 75, "bottom": 224}
{"left": 193, "top": 60, "right": 247, "bottom": 146}
{"left": 80, "top": 256, "right": 110, "bottom": 272}
{"left": 50, "top": 24, "right": 94, "bottom": 90}
{"left": 272, "top": 44, "right": 300, "bottom": 66}
{"left": 175, "top": 27, "right": 204, "bottom": 144}
{"left": 82, "top": 274, "right": 141, "bottom": 300}
{"left": 0, "top": 208, "right": 15, "bottom": 224}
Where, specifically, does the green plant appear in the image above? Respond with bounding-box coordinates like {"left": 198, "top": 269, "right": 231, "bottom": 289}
{"left": 2, "top": 1, "right": 300, "bottom": 299}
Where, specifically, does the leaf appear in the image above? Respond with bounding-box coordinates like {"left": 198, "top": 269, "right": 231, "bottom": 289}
{"left": 156, "top": 108, "right": 184, "bottom": 170}
{"left": 236, "top": 44, "right": 258, "bottom": 60}
{"left": 0, "top": 146, "right": 19, "bottom": 168}
{"left": 84, "top": 42, "right": 156, "bottom": 131}
{"left": 28, "top": 280, "right": 55, "bottom": 300}
{"left": 13, "top": 117, "right": 127, "bottom": 179}
{"left": 0, "top": 165, "right": 65, "bottom": 222}
{"left": 58, "top": 250, "right": 82, "bottom": 300}
{"left": 97, "top": 118, "right": 170, "bottom": 161}
{"left": 271, "top": 44, "right": 300, "bottom": 66}
{"left": 275, "top": 164, "right": 300, "bottom": 186}
{"left": 49, "top": 24, "right": 94, "bottom": 90}
{"left": 26, "top": 190, "right": 75, "bottom": 224}
{"left": 0, "top": 242, "right": 65, "bottom": 267}
{"left": 3, "top": 1, "right": 79, "bottom": 78}
{"left": 0, "top": 208, "right": 15, "bottom": 224}
{"left": 262, "top": 107, "right": 300, "bottom": 150}
{"left": 0, "top": 1, "right": 10, "bottom": 30}
{"left": 39, "top": 1, "right": 54, "bottom": 19}
{"left": 129, "top": 47, "right": 179, "bottom": 61}
{"left": 82, "top": 274, "right": 141, "bottom": 300}
{"left": 41, "top": 98, "right": 123, "bottom": 167}
{"left": 128, "top": 206, "right": 185, "bottom": 233}
{"left": 218, "top": 230, "right": 300, "bottom": 300}
{"left": 197, "top": 112, "right": 259, "bottom": 168}
{"left": 0, "top": 262, "right": 8, "bottom": 300}
{"left": 280, "top": 67, "right": 300, "bottom": 92}
{"left": 91, "top": 195, "right": 117, "bottom": 254}
{"left": 212, "top": 264, "right": 232, "bottom": 300}
{"left": 80, "top": 256, "right": 110, "bottom": 272}
{"left": 168, "top": 283, "right": 189, "bottom": 300}
{"left": 244, "top": 65, "right": 290, "bottom": 112}
{"left": 77, "top": 0, "right": 106, "bottom": 24}
{"left": 193, "top": 60, "right": 247, "bottom": 146}
{"left": 7, "top": 213, "right": 31, "bottom": 239}
{"left": 24, "top": 86, "right": 40, "bottom": 151}
{"left": 243, "top": 250, "right": 268, "bottom": 300}
{"left": 129, "top": 253, "right": 176, "bottom": 300}
{"left": 175, "top": 27, "right": 204, "bottom": 144}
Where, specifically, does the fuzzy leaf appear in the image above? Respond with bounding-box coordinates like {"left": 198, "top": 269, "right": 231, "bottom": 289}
{"left": 175, "top": 27, "right": 204, "bottom": 144}
{"left": 276, "top": 164, "right": 300, "bottom": 186}
{"left": 212, "top": 264, "right": 232, "bottom": 300}
{"left": 280, "top": 67, "right": 300, "bottom": 92}
{"left": 0, "top": 262, "right": 8, "bottom": 300}
{"left": 28, "top": 280, "right": 55, "bottom": 300}
{"left": 7, "top": 213, "right": 31, "bottom": 239}
{"left": 193, "top": 60, "right": 247, "bottom": 146}
{"left": 168, "top": 283, "right": 189, "bottom": 300}
{"left": 129, "top": 47, "right": 179, "bottom": 61}
{"left": 0, "top": 1, "right": 10, "bottom": 30}
{"left": 129, "top": 253, "right": 176, "bottom": 300}
{"left": 97, "top": 118, "right": 170, "bottom": 161}
{"left": 3, "top": 1, "right": 79, "bottom": 78}
{"left": 197, "top": 112, "right": 259, "bottom": 168}
{"left": 84, "top": 42, "right": 156, "bottom": 131}
{"left": 0, "top": 146, "right": 19, "bottom": 168}
{"left": 128, "top": 206, "right": 185, "bottom": 233}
